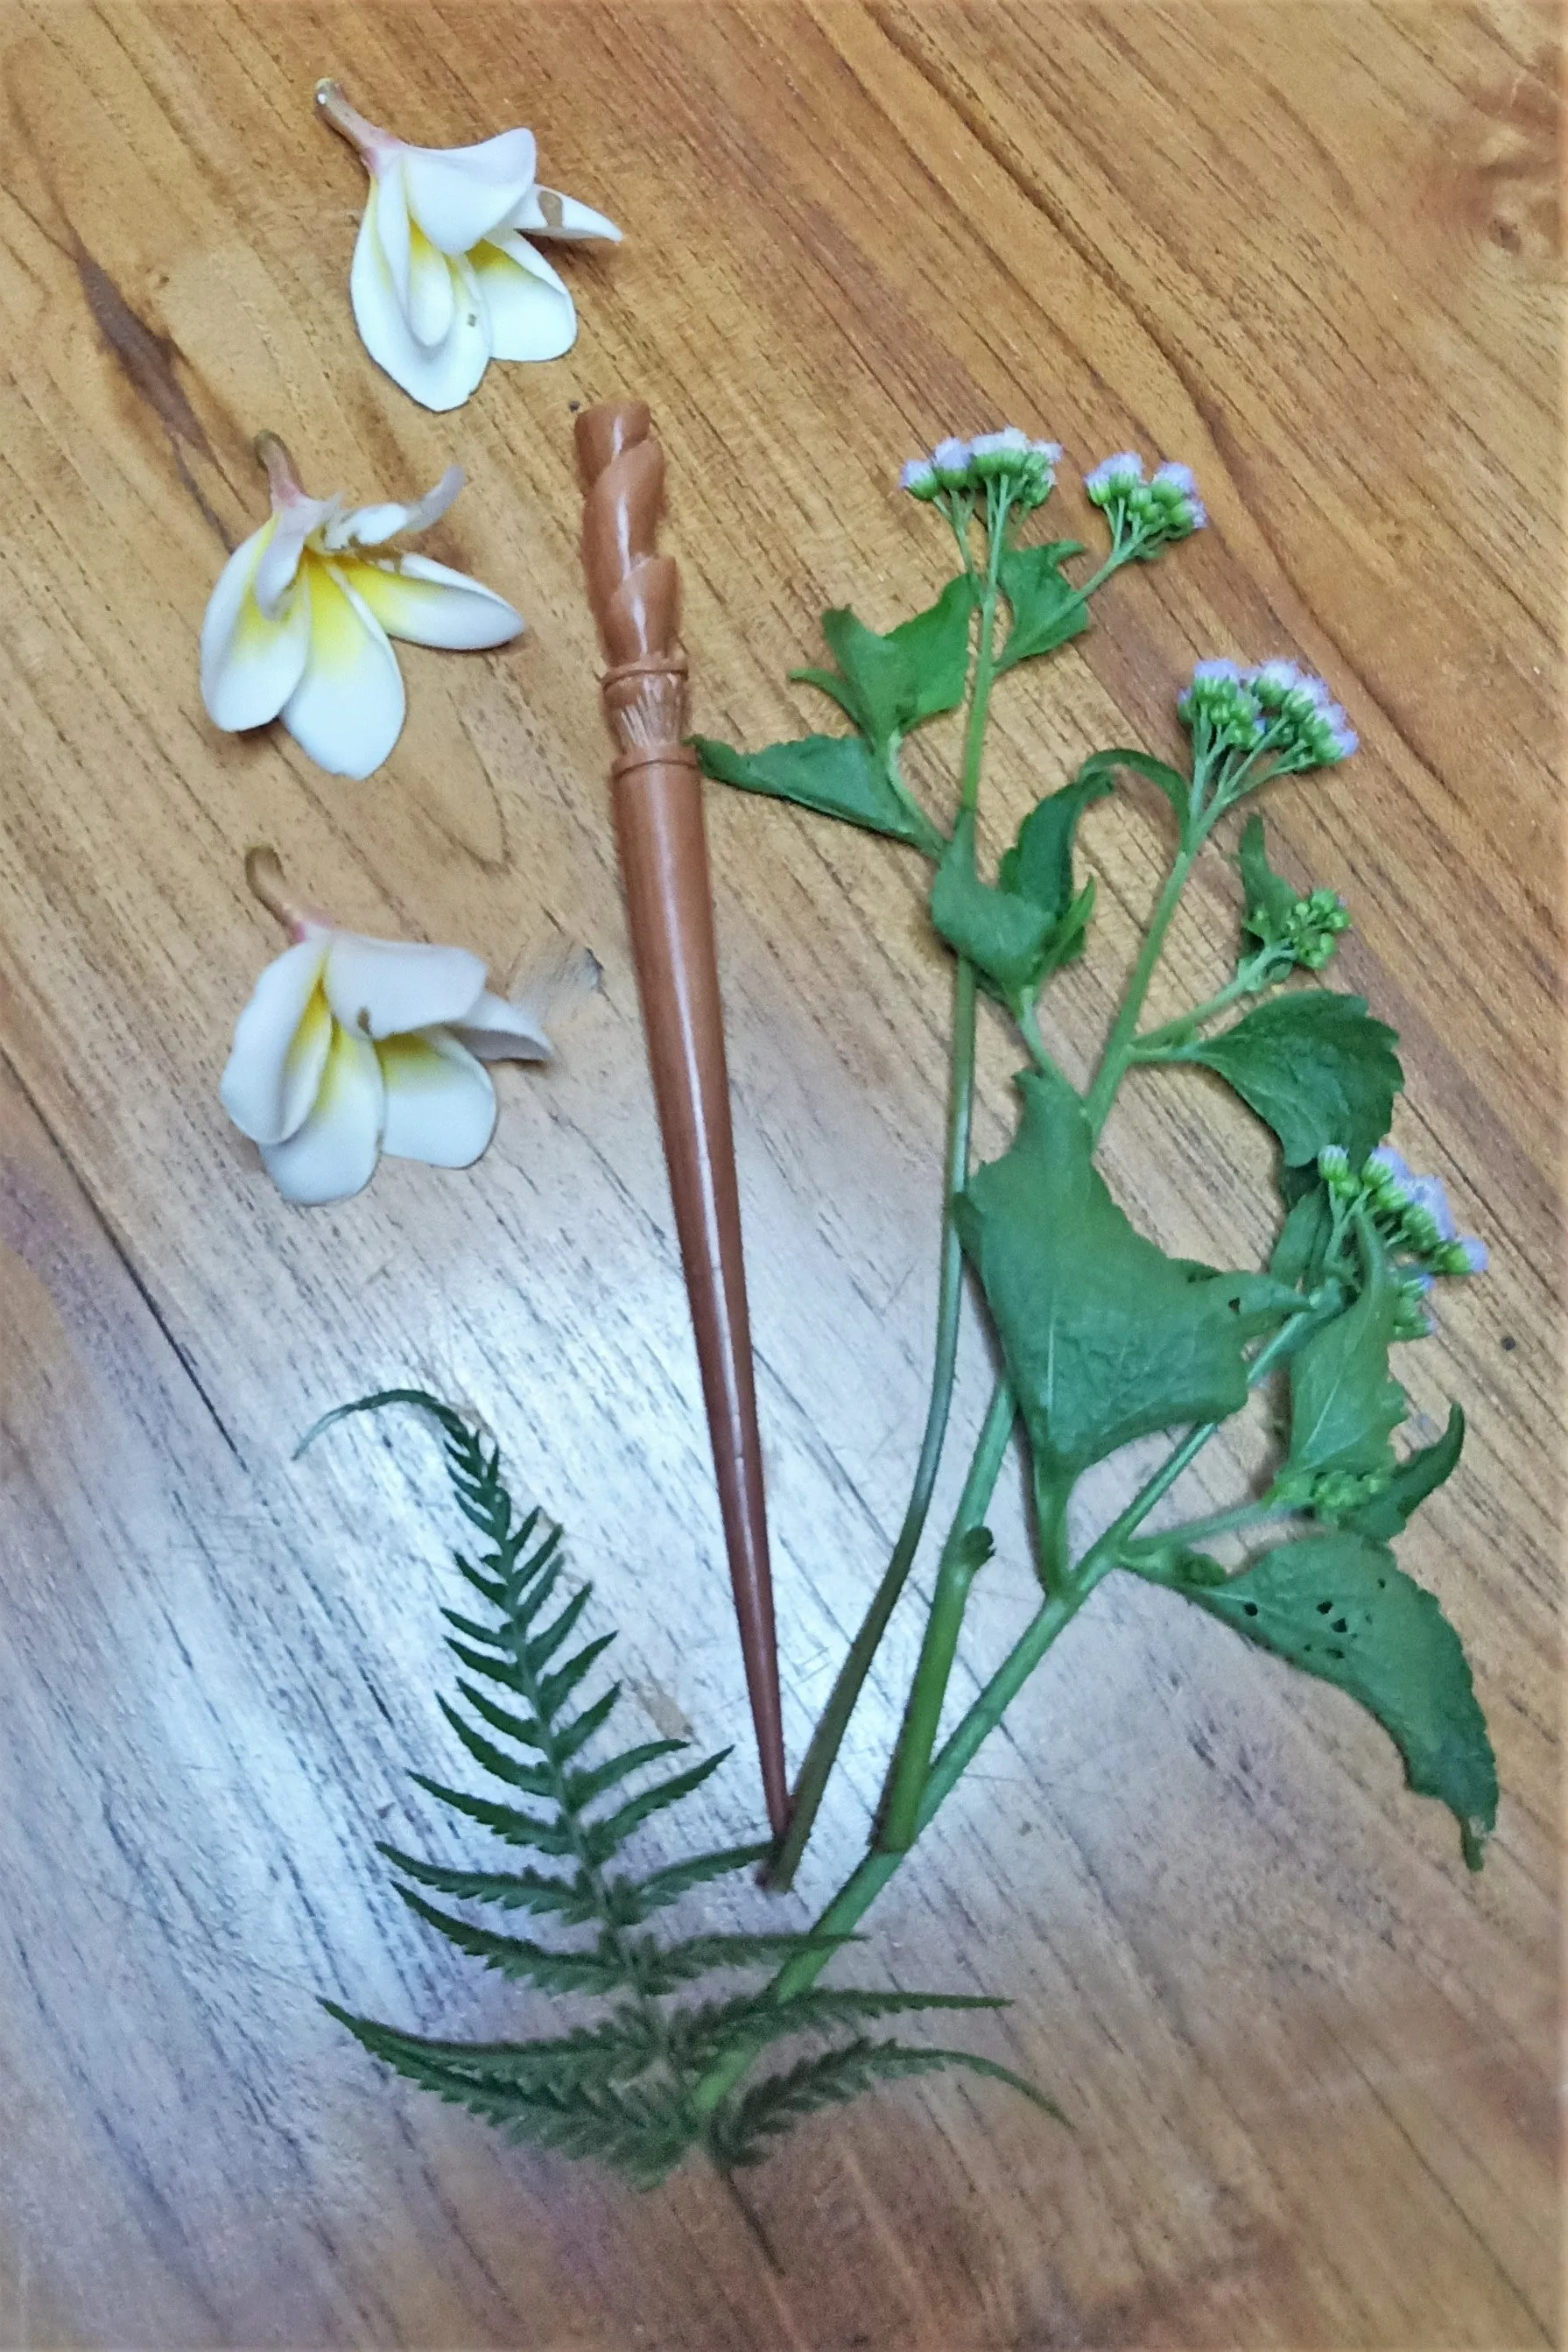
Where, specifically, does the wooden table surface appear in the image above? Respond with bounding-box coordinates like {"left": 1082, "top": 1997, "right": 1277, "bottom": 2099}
{"left": 0, "top": 4, "right": 1559, "bottom": 2346}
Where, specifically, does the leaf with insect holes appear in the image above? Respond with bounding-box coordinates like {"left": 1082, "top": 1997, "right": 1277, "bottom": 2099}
{"left": 1173, "top": 1532, "right": 1497, "bottom": 1867}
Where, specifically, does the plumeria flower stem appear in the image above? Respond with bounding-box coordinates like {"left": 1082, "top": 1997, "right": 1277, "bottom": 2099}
{"left": 201, "top": 436, "right": 523, "bottom": 778}
{"left": 316, "top": 78, "right": 621, "bottom": 410}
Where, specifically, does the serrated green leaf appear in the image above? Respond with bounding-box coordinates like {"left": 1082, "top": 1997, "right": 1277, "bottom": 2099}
{"left": 1176, "top": 991, "right": 1403, "bottom": 1167}
{"left": 996, "top": 768, "right": 1114, "bottom": 926}
{"left": 408, "top": 1774, "right": 577, "bottom": 1857}
{"left": 379, "top": 1848, "right": 598, "bottom": 1923}
{"left": 1179, "top": 1532, "right": 1497, "bottom": 1864}
{"left": 1338, "top": 1405, "right": 1466, "bottom": 1539}
{"left": 553, "top": 1684, "right": 622, "bottom": 1762}
{"left": 437, "top": 1697, "right": 558, "bottom": 1796}
{"left": 326, "top": 2007, "right": 695, "bottom": 2186}
{"left": 323, "top": 2002, "right": 660, "bottom": 2091}
{"left": 630, "top": 1842, "right": 771, "bottom": 1912}
{"left": 929, "top": 810, "right": 1055, "bottom": 1003}
{"left": 717, "top": 2037, "right": 1064, "bottom": 2167}
{"left": 445, "top": 1640, "right": 531, "bottom": 1700}
{"left": 584, "top": 1750, "right": 729, "bottom": 1858}
{"left": 1284, "top": 1223, "right": 1408, "bottom": 1485}
{"left": 524, "top": 1582, "right": 593, "bottom": 1672}
{"left": 440, "top": 1607, "right": 509, "bottom": 1652}
{"left": 956, "top": 1067, "right": 1296, "bottom": 1484}
{"left": 452, "top": 1678, "right": 547, "bottom": 1753}
{"left": 537, "top": 1633, "right": 617, "bottom": 1721}
{"left": 566, "top": 1738, "right": 689, "bottom": 1811}
{"left": 669, "top": 1986, "right": 1008, "bottom": 2074}
{"left": 995, "top": 541, "right": 1089, "bottom": 670}
{"left": 693, "top": 733, "right": 941, "bottom": 854}
{"left": 885, "top": 574, "right": 978, "bottom": 719}
{"left": 637, "top": 1932, "right": 857, "bottom": 1994}
{"left": 397, "top": 1891, "right": 632, "bottom": 1992}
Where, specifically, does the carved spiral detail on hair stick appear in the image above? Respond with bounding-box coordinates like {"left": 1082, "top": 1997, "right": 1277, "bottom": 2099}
{"left": 574, "top": 401, "right": 789, "bottom": 1842}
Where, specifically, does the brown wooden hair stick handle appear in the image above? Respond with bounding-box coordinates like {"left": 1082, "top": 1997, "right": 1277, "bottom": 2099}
{"left": 574, "top": 399, "right": 788, "bottom": 1841}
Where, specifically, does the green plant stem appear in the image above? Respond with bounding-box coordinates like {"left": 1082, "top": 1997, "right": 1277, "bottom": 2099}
{"left": 767, "top": 508, "right": 1013, "bottom": 1890}
{"left": 1123, "top": 1495, "right": 1296, "bottom": 1553}
{"left": 1083, "top": 840, "right": 1199, "bottom": 1135}
{"left": 1131, "top": 961, "right": 1277, "bottom": 1057}
{"left": 875, "top": 1379, "right": 1017, "bottom": 1854}
{"left": 764, "top": 954, "right": 979, "bottom": 1891}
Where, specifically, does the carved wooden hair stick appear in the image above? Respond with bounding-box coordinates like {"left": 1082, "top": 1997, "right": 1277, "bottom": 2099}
{"left": 574, "top": 400, "right": 788, "bottom": 1841}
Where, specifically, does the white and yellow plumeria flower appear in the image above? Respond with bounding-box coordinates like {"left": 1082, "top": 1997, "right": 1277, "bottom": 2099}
{"left": 316, "top": 78, "right": 622, "bottom": 412}
{"left": 200, "top": 434, "right": 523, "bottom": 780}
{"left": 221, "top": 849, "right": 588, "bottom": 1207}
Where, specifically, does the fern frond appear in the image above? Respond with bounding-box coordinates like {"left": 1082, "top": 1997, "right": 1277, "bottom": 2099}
{"left": 583, "top": 1751, "right": 729, "bottom": 1858}
{"left": 630, "top": 1843, "right": 771, "bottom": 1912}
{"left": 407, "top": 1774, "right": 578, "bottom": 1856}
{"left": 714, "top": 2039, "right": 1065, "bottom": 2167}
{"left": 378, "top": 1848, "right": 601, "bottom": 1924}
{"left": 319, "top": 1390, "right": 1058, "bottom": 2188}
{"left": 397, "top": 1891, "right": 632, "bottom": 1993}
{"left": 667, "top": 1986, "right": 1008, "bottom": 2072}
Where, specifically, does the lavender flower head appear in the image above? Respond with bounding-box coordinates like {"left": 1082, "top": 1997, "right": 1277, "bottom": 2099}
{"left": 900, "top": 454, "right": 939, "bottom": 501}
{"left": 1084, "top": 451, "right": 1144, "bottom": 504}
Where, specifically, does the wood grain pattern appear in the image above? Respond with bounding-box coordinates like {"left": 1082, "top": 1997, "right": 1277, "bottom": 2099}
{"left": 0, "top": 3, "right": 1558, "bottom": 2344}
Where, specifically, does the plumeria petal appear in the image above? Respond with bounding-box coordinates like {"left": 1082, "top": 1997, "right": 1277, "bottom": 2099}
{"left": 339, "top": 552, "right": 524, "bottom": 649}
{"left": 399, "top": 130, "right": 538, "bottom": 253}
{"left": 323, "top": 933, "right": 488, "bottom": 1039}
{"left": 471, "top": 231, "right": 577, "bottom": 361}
{"left": 377, "top": 1026, "right": 498, "bottom": 1165}
{"left": 200, "top": 518, "right": 313, "bottom": 733}
{"left": 406, "top": 220, "right": 458, "bottom": 347}
{"left": 322, "top": 467, "right": 465, "bottom": 551}
{"left": 259, "top": 1024, "right": 385, "bottom": 1205}
{"left": 280, "top": 566, "right": 406, "bottom": 778}
{"left": 351, "top": 196, "right": 489, "bottom": 412}
{"left": 219, "top": 937, "right": 332, "bottom": 1144}
{"left": 507, "top": 184, "right": 622, "bottom": 243}
{"left": 368, "top": 165, "right": 411, "bottom": 309}
{"left": 453, "top": 986, "right": 554, "bottom": 1061}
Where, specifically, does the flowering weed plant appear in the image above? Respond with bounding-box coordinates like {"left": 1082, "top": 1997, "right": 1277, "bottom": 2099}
{"left": 320, "top": 433, "right": 1494, "bottom": 2185}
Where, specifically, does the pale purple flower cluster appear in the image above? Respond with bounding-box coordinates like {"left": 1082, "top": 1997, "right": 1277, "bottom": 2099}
{"left": 1178, "top": 656, "right": 1357, "bottom": 771}
{"left": 1084, "top": 451, "right": 1206, "bottom": 540}
{"left": 1249, "top": 658, "right": 1358, "bottom": 763}
{"left": 900, "top": 428, "right": 1062, "bottom": 509}
{"left": 1323, "top": 1144, "right": 1489, "bottom": 1279}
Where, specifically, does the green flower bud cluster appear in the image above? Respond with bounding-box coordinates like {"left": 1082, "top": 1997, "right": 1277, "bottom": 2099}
{"left": 901, "top": 429, "right": 1062, "bottom": 513}
{"left": 1318, "top": 1145, "right": 1489, "bottom": 1286}
{"left": 1084, "top": 454, "right": 1206, "bottom": 551}
{"left": 1246, "top": 883, "right": 1352, "bottom": 973}
{"left": 1275, "top": 1465, "right": 1393, "bottom": 1523}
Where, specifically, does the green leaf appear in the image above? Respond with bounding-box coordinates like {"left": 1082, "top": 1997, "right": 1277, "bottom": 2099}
{"left": 1236, "top": 812, "right": 1302, "bottom": 942}
{"left": 716, "top": 2038, "right": 1064, "bottom": 2167}
{"left": 323, "top": 2003, "right": 662, "bottom": 2094}
{"left": 407, "top": 1774, "right": 578, "bottom": 1857}
{"left": 379, "top": 1848, "right": 599, "bottom": 1924}
{"left": 1076, "top": 746, "right": 1189, "bottom": 819}
{"left": 566, "top": 1738, "right": 690, "bottom": 1811}
{"left": 669, "top": 1986, "right": 1007, "bottom": 2074}
{"left": 1174, "top": 992, "right": 1403, "bottom": 1167}
{"left": 884, "top": 574, "right": 978, "bottom": 720}
{"left": 1339, "top": 1405, "right": 1466, "bottom": 1539}
{"left": 995, "top": 541, "right": 1088, "bottom": 670}
{"left": 436, "top": 1697, "right": 557, "bottom": 1796}
{"left": 956, "top": 1068, "right": 1296, "bottom": 1484}
{"left": 1270, "top": 1184, "right": 1334, "bottom": 1291}
{"left": 537, "top": 1633, "right": 617, "bottom": 1720}
{"left": 397, "top": 1891, "right": 633, "bottom": 1992}
{"left": 693, "top": 733, "right": 941, "bottom": 854}
{"left": 629, "top": 1842, "right": 772, "bottom": 1912}
{"left": 997, "top": 767, "right": 1114, "bottom": 926}
{"left": 1178, "top": 1533, "right": 1498, "bottom": 1865}
{"left": 814, "top": 606, "right": 919, "bottom": 747}
{"left": 929, "top": 810, "right": 1054, "bottom": 1003}
{"left": 524, "top": 1583, "right": 594, "bottom": 1672}
{"left": 584, "top": 1750, "right": 729, "bottom": 1859}
{"left": 637, "top": 1932, "right": 857, "bottom": 1994}
{"left": 1284, "top": 1223, "right": 1407, "bottom": 1485}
